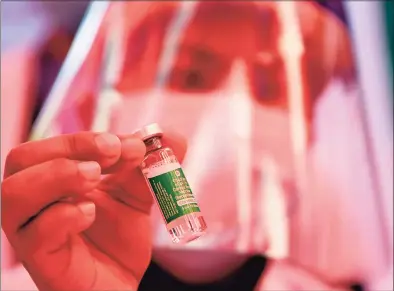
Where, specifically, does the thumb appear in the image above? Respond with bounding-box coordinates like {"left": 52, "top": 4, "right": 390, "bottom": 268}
{"left": 15, "top": 202, "right": 97, "bottom": 289}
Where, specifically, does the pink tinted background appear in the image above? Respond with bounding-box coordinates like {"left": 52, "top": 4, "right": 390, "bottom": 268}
{"left": 2, "top": 2, "right": 393, "bottom": 290}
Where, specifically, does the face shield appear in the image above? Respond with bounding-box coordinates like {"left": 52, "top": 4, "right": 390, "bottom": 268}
{"left": 31, "top": 1, "right": 390, "bottom": 284}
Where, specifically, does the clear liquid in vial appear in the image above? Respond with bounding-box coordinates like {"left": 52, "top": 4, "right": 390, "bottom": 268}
{"left": 141, "top": 137, "right": 207, "bottom": 244}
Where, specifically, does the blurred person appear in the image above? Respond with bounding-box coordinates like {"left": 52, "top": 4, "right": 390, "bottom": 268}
{"left": 2, "top": 1, "right": 386, "bottom": 291}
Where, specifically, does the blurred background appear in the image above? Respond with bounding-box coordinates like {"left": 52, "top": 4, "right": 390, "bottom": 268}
{"left": 1, "top": 1, "right": 393, "bottom": 290}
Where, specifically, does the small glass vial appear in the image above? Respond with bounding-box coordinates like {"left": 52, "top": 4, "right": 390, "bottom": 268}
{"left": 135, "top": 123, "right": 207, "bottom": 244}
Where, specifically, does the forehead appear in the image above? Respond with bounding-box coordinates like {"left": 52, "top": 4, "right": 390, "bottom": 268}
{"left": 121, "top": 1, "right": 280, "bottom": 59}
{"left": 184, "top": 2, "right": 280, "bottom": 58}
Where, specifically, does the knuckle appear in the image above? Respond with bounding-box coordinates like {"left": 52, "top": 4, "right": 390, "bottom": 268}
{"left": 62, "top": 204, "right": 80, "bottom": 219}
{"left": 1, "top": 179, "right": 18, "bottom": 233}
{"left": 35, "top": 204, "right": 77, "bottom": 232}
{"left": 49, "top": 158, "right": 78, "bottom": 178}
{"left": 1, "top": 178, "right": 15, "bottom": 202}
{"left": 5, "top": 147, "right": 17, "bottom": 165}
{"left": 62, "top": 132, "right": 94, "bottom": 156}
{"left": 62, "top": 134, "right": 78, "bottom": 155}
{"left": 4, "top": 147, "right": 23, "bottom": 175}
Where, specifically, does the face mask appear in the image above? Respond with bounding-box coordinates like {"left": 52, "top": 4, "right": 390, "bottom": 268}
{"left": 112, "top": 61, "right": 295, "bottom": 253}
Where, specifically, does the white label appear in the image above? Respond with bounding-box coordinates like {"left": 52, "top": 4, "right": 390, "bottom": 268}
{"left": 144, "top": 162, "right": 181, "bottom": 178}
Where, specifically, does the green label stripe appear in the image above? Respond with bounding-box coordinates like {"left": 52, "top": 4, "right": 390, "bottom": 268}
{"left": 148, "top": 168, "right": 201, "bottom": 224}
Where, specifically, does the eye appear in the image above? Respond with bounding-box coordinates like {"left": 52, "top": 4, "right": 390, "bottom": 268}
{"left": 168, "top": 47, "right": 230, "bottom": 92}
{"left": 183, "top": 69, "right": 205, "bottom": 89}
{"left": 170, "top": 68, "right": 206, "bottom": 91}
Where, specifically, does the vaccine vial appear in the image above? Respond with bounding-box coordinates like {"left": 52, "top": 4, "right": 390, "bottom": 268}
{"left": 135, "top": 123, "right": 207, "bottom": 244}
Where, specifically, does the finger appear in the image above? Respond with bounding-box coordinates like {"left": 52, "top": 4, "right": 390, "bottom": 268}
{"left": 100, "top": 131, "right": 188, "bottom": 208}
{"left": 102, "top": 131, "right": 187, "bottom": 174}
{"left": 15, "top": 202, "right": 98, "bottom": 290}
{"left": 101, "top": 136, "right": 146, "bottom": 174}
{"left": 15, "top": 202, "right": 95, "bottom": 258}
{"left": 4, "top": 132, "right": 121, "bottom": 178}
{"left": 2, "top": 159, "right": 100, "bottom": 236}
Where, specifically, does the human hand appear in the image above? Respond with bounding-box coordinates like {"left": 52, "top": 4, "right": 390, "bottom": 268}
{"left": 1, "top": 131, "right": 187, "bottom": 290}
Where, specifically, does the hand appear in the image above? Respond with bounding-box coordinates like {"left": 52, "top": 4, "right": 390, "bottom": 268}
{"left": 1, "top": 131, "right": 187, "bottom": 290}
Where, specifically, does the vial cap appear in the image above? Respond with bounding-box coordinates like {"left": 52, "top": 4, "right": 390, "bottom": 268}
{"left": 134, "top": 123, "right": 163, "bottom": 141}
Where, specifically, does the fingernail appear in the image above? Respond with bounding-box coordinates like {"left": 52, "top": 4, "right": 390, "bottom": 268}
{"left": 121, "top": 138, "right": 146, "bottom": 159}
{"left": 95, "top": 133, "right": 121, "bottom": 155}
{"left": 77, "top": 202, "right": 96, "bottom": 218}
{"left": 78, "top": 161, "right": 101, "bottom": 180}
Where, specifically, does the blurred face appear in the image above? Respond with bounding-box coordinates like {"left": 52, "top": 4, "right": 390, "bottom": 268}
{"left": 102, "top": 3, "right": 300, "bottom": 280}
{"left": 54, "top": 1, "right": 355, "bottom": 283}
{"left": 88, "top": 5, "right": 284, "bottom": 279}
{"left": 114, "top": 1, "right": 312, "bottom": 169}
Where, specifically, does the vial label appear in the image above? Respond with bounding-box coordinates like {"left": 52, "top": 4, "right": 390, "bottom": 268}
{"left": 146, "top": 162, "right": 201, "bottom": 224}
